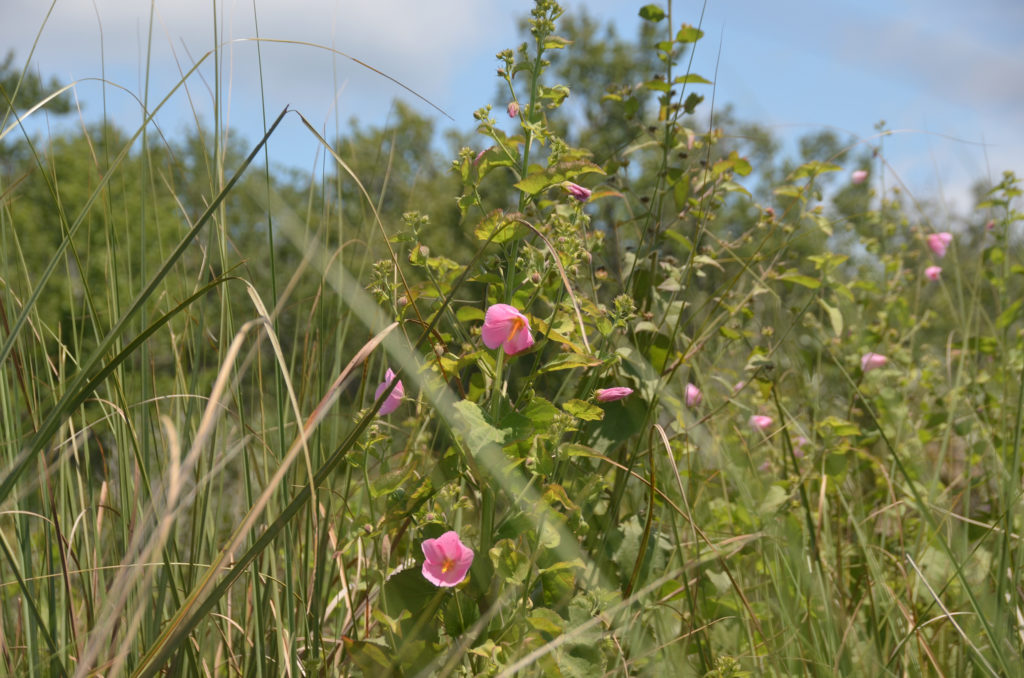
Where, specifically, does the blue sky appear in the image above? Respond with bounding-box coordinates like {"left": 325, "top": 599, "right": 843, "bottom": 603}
{"left": 4, "top": 0, "right": 1022, "bottom": 213}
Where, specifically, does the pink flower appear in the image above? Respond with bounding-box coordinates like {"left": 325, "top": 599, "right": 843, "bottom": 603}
{"left": 595, "top": 387, "right": 633, "bottom": 403}
{"left": 684, "top": 383, "right": 702, "bottom": 408}
{"left": 927, "top": 232, "right": 953, "bottom": 258}
{"left": 924, "top": 265, "right": 942, "bottom": 281}
{"left": 563, "top": 182, "right": 591, "bottom": 203}
{"left": 749, "top": 415, "right": 774, "bottom": 432}
{"left": 793, "top": 435, "right": 808, "bottom": 459}
{"left": 861, "top": 352, "right": 888, "bottom": 372}
{"left": 985, "top": 219, "right": 995, "bottom": 231}
{"left": 373, "top": 368, "right": 404, "bottom": 415}
{"left": 732, "top": 380, "right": 746, "bottom": 394}
{"left": 851, "top": 170, "right": 868, "bottom": 184}
{"left": 421, "top": 531, "right": 474, "bottom": 587}
{"left": 481, "top": 303, "right": 534, "bottom": 355}
{"left": 506, "top": 101, "right": 520, "bottom": 118}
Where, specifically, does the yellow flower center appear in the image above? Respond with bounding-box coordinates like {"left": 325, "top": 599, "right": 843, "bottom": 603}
{"left": 506, "top": 315, "right": 526, "bottom": 343}
{"left": 441, "top": 557, "right": 454, "bottom": 574}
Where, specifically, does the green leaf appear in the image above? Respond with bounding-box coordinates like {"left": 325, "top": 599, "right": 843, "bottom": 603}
{"left": 773, "top": 184, "right": 805, "bottom": 199}
{"left": 996, "top": 298, "right": 1022, "bottom": 329}
{"left": 453, "top": 400, "right": 506, "bottom": 456}
{"left": 818, "top": 298, "right": 843, "bottom": 337}
{"left": 527, "top": 608, "right": 565, "bottom": 635}
{"left": 442, "top": 590, "right": 480, "bottom": 638}
{"left": 539, "top": 353, "right": 603, "bottom": 373}
{"left": 543, "top": 35, "right": 572, "bottom": 49}
{"left": 539, "top": 558, "right": 585, "bottom": 575}
{"left": 638, "top": 4, "right": 666, "bottom": 22}
{"left": 346, "top": 640, "right": 393, "bottom": 675}
{"left": 758, "top": 485, "right": 789, "bottom": 516}
{"left": 673, "top": 73, "right": 712, "bottom": 85}
{"left": 642, "top": 78, "right": 671, "bottom": 92}
{"left": 456, "top": 306, "right": 484, "bottom": 323}
{"left": 713, "top": 150, "right": 752, "bottom": 177}
{"left": 514, "top": 173, "right": 553, "bottom": 195}
{"left": 380, "top": 568, "right": 443, "bottom": 652}
{"left": 381, "top": 568, "right": 437, "bottom": 620}
{"left": 563, "top": 398, "right": 604, "bottom": 421}
{"left": 663, "top": 229, "right": 693, "bottom": 251}
{"left": 791, "top": 161, "right": 842, "bottom": 180}
{"left": 675, "top": 25, "right": 705, "bottom": 43}
{"left": 370, "top": 467, "right": 412, "bottom": 499}
{"left": 719, "top": 326, "right": 741, "bottom": 340}
{"left": 543, "top": 484, "right": 579, "bottom": 512}
{"left": 818, "top": 415, "right": 860, "bottom": 437}
{"left": 490, "top": 539, "right": 529, "bottom": 585}
{"left": 777, "top": 270, "right": 821, "bottom": 289}
{"left": 824, "top": 451, "right": 850, "bottom": 477}
{"left": 523, "top": 397, "right": 560, "bottom": 427}
{"left": 474, "top": 209, "right": 524, "bottom": 244}
{"left": 612, "top": 515, "right": 643, "bottom": 578}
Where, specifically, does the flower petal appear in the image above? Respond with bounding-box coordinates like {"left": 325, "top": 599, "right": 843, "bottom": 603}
{"left": 502, "top": 322, "right": 534, "bottom": 355}
{"left": 481, "top": 304, "right": 518, "bottom": 350}
{"left": 421, "top": 537, "right": 442, "bottom": 564}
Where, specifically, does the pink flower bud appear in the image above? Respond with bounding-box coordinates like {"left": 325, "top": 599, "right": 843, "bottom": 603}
{"left": 851, "top": 170, "right": 868, "bottom": 184}
{"left": 924, "top": 266, "right": 942, "bottom": 282}
{"left": 860, "top": 352, "right": 888, "bottom": 372}
{"left": 506, "top": 101, "right": 520, "bottom": 118}
{"left": 595, "top": 387, "right": 633, "bottom": 403}
{"left": 684, "top": 383, "right": 702, "bottom": 408}
{"left": 564, "top": 181, "right": 592, "bottom": 203}
{"left": 749, "top": 415, "right": 774, "bottom": 432}
{"left": 927, "top": 232, "right": 953, "bottom": 258}
{"left": 374, "top": 368, "right": 404, "bottom": 415}
{"left": 985, "top": 219, "right": 995, "bottom": 231}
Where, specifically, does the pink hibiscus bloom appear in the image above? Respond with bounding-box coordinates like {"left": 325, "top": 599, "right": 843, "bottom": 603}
{"left": 927, "top": 232, "right": 953, "bottom": 258}
{"left": 481, "top": 303, "right": 534, "bottom": 355}
{"left": 421, "top": 531, "right": 474, "bottom": 587}
{"left": 924, "top": 266, "right": 942, "bottom": 281}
